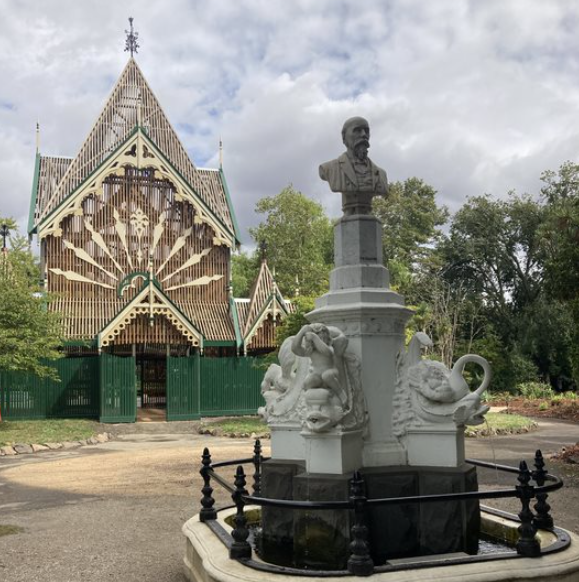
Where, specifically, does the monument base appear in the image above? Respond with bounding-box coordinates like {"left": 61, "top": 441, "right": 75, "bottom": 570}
{"left": 260, "top": 461, "right": 480, "bottom": 568}
{"left": 270, "top": 423, "right": 305, "bottom": 461}
{"left": 407, "top": 424, "right": 465, "bottom": 467}
{"left": 302, "top": 429, "right": 363, "bottom": 474}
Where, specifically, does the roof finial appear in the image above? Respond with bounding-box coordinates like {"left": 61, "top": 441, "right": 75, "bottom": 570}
{"left": 124, "top": 17, "right": 140, "bottom": 58}
{"left": 35, "top": 121, "right": 40, "bottom": 152}
{"left": 219, "top": 136, "right": 223, "bottom": 169}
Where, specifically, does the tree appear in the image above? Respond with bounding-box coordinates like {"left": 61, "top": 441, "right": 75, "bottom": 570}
{"left": 372, "top": 177, "right": 448, "bottom": 294}
{"left": 540, "top": 161, "right": 579, "bottom": 386}
{"left": 231, "top": 251, "right": 260, "bottom": 297}
{"left": 249, "top": 186, "right": 333, "bottom": 297}
{"left": 441, "top": 193, "right": 545, "bottom": 340}
{"left": 0, "top": 224, "right": 63, "bottom": 379}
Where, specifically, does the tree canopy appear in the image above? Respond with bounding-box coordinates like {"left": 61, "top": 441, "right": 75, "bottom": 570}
{"left": 249, "top": 185, "right": 333, "bottom": 297}
{"left": 0, "top": 223, "right": 62, "bottom": 378}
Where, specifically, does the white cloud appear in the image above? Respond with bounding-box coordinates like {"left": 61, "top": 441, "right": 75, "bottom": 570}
{"left": 1, "top": 0, "right": 579, "bottom": 246}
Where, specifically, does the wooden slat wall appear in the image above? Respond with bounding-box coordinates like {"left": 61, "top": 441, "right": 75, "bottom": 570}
{"left": 37, "top": 60, "right": 233, "bottom": 233}
{"left": 45, "top": 169, "right": 232, "bottom": 343}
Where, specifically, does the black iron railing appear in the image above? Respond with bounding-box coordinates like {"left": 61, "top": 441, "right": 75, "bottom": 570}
{"left": 198, "top": 441, "right": 564, "bottom": 576}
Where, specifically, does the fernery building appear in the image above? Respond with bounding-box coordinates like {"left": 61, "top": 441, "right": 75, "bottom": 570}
{"left": 1, "top": 56, "right": 290, "bottom": 422}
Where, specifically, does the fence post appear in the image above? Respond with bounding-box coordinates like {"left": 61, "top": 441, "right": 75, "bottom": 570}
{"left": 347, "top": 471, "right": 374, "bottom": 576}
{"left": 516, "top": 460, "right": 541, "bottom": 557}
{"left": 532, "top": 449, "right": 554, "bottom": 530}
{"left": 230, "top": 465, "right": 252, "bottom": 559}
{"left": 252, "top": 439, "right": 263, "bottom": 495}
{"left": 200, "top": 447, "right": 217, "bottom": 522}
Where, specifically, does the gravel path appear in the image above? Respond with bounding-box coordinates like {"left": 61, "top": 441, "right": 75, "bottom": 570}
{"left": 0, "top": 418, "right": 577, "bottom": 582}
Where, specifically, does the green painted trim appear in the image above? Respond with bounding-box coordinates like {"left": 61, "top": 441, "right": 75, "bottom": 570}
{"left": 219, "top": 168, "right": 241, "bottom": 245}
{"left": 139, "top": 132, "right": 236, "bottom": 241}
{"left": 27, "top": 152, "right": 41, "bottom": 235}
{"left": 37, "top": 127, "right": 139, "bottom": 231}
{"left": 230, "top": 296, "right": 244, "bottom": 350}
{"left": 204, "top": 340, "right": 236, "bottom": 347}
{"left": 200, "top": 409, "right": 259, "bottom": 417}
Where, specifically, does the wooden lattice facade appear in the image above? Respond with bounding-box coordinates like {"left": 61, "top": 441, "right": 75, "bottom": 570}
{"left": 29, "top": 57, "right": 289, "bottom": 361}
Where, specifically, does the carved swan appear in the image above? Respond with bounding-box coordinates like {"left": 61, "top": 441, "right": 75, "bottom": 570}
{"left": 409, "top": 353, "right": 492, "bottom": 425}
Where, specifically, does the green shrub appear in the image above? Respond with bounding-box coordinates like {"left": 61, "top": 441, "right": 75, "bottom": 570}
{"left": 516, "top": 382, "right": 555, "bottom": 400}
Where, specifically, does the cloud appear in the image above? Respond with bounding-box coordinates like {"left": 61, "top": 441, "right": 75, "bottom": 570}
{"left": 1, "top": 0, "right": 579, "bottom": 247}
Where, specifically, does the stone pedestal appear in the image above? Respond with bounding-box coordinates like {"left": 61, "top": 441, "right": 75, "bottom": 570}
{"left": 308, "top": 215, "right": 412, "bottom": 467}
{"left": 407, "top": 424, "right": 466, "bottom": 467}
{"left": 270, "top": 422, "right": 305, "bottom": 461}
{"left": 302, "top": 429, "right": 363, "bottom": 474}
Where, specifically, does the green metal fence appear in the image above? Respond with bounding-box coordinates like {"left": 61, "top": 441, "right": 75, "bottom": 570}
{"left": 0, "top": 357, "right": 100, "bottom": 420}
{"left": 199, "top": 357, "right": 265, "bottom": 416}
{"left": 99, "top": 353, "right": 136, "bottom": 423}
{"left": 0, "top": 355, "right": 266, "bottom": 422}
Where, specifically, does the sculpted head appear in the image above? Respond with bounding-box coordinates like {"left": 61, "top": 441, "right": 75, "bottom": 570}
{"left": 342, "top": 116, "right": 370, "bottom": 161}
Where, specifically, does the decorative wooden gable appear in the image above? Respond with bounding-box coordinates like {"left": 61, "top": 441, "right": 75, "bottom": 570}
{"left": 31, "top": 58, "right": 237, "bottom": 240}
{"left": 30, "top": 57, "right": 240, "bottom": 345}
{"left": 241, "top": 259, "right": 289, "bottom": 352}
{"left": 98, "top": 278, "right": 204, "bottom": 349}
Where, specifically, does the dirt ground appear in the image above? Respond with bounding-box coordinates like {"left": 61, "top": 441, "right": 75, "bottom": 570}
{"left": 0, "top": 418, "right": 578, "bottom": 582}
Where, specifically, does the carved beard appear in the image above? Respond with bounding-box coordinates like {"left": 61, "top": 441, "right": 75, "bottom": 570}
{"left": 353, "top": 140, "right": 369, "bottom": 161}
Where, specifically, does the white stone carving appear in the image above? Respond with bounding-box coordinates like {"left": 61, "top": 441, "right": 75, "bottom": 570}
{"left": 258, "top": 336, "right": 309, "bottom": 424}
{"left": 291, "top": 323, "right": 366, "bottom": 433}
{"left": 393, "top": 332, "right": 491, "bottom": 437}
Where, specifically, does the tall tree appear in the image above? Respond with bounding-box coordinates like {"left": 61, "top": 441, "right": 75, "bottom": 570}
{"left": 249, "top": 186, "right": 333, "bottom": 297}
{"left": 0, "top": 223, "right": 62, "bottom": 379}
{"left": 540, "top": 161, "right": 579, "bottom": 386}
{"left": 372, "top": 177, "right": 448, "bottom": 294}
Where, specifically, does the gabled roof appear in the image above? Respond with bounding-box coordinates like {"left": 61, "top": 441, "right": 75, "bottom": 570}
{"left": 97, "top": 279, "right": 204, "bottom": 349}
{"left": 32, "top": 58, "right": 237, "bottom": 238}
{"left": 242, "top": 259, "right": 289, "bottom": 344}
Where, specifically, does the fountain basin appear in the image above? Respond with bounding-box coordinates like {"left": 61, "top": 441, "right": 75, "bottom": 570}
{"left": 183, "top": 506, "right": 579, "bottom": 582}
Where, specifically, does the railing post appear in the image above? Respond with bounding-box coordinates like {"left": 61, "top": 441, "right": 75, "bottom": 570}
{"left": 347, "top": 471, "right": 374, "bottom": 576}
{"left": 230, "top": 465, "right": 252, "bottom": 559}
{"left": 516, "top": 460, "right": 541, "bottom": 557}
{"left": 200, "top": 447, "right": 217, "bottom": 522}
{"left": 252, "top": 439, "right": 263, "bottom": 496}
{"left": 532, "top": 449, "right": 554, "bottom": 530}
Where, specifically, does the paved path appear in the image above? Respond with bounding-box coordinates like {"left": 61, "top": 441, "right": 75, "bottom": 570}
{"left": 0, "top": 418, "right": 577, "bottom": 582}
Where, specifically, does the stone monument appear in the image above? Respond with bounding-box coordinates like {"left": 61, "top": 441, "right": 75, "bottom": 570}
{"left": 258, "top": 117, "right": 491, "bottom": 566}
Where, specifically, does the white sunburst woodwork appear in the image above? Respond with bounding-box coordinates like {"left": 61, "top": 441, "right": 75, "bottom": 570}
{"left": 49, "top": 268, "right": 115, "bottom": 290}
{"left": 84, "top": 218, "right": 124, "bottom": 274}
{"left": 98, "top": 280, "right": 204, "bottom": 349}
{"left": 157, "top": 226, "right": 193, "bottom": 275}
{"left": 165, "top": 274, "right": 224, "bottom": 292}
{"left": 160, "top": 248, "right": 212, "bottom": 283}
{"left": 36, "top": 129, "right": 234, "bottom": 248}
{"left": 62, "top": 239, "right": 118, "bottom": 281}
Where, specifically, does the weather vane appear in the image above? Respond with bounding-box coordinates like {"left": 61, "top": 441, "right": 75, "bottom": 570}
{"left": 124, "top": 17, "right": 140, "bottom": 57}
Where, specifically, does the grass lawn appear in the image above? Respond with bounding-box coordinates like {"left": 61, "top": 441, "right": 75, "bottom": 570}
{"left": 203, "top": 412, "right": 537, "bottom": 438}
{"left": 0, "top": 419, "right": 99, "bottom": 446}
{"left": 200, "top": 416, "right": 268, "bottom": 436}
{"left": 465, "top": 412, "right": 537, "bottom": 436}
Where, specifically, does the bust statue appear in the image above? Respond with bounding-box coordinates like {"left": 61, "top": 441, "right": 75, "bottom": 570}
{"left": 319, "top": 116, "right": 388, "bottom": 215}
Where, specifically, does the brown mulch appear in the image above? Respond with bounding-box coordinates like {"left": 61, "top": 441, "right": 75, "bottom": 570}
{"left": 551, "top": 443, "right": 579, "bottom": 464}
{"left": 500, "top": 398, "right": 579, "bottom": 423}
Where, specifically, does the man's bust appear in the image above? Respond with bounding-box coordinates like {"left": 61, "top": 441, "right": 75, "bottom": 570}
{"left": 319, "top": 116, "right": 388, "bottom": 215}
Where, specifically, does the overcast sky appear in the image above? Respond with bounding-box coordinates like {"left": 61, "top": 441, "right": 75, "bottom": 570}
{"left": 1, "top": 0, "right": 579, "bottom": 248}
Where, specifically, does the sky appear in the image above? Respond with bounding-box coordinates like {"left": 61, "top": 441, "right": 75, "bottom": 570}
{"left": 1, "top": 0, "right": 579, "bottom": 248}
